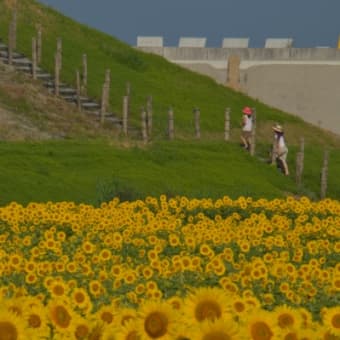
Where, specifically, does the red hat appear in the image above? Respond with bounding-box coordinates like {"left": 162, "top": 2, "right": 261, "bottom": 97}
{"left": 242, "top": 106, "right": 252, "bottom": 115}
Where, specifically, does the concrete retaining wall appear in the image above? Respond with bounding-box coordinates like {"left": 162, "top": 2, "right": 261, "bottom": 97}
{"left": 139, "top": 47, "right": 340, "bottom": 61}
{"left": 138, "top": 46, "right": 340, "bottom": 136}
{"left": 241, "top": 64, "right": 340, "bottom": 135}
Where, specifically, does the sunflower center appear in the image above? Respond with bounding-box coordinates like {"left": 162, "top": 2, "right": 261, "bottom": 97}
{"left": 126, "top": 331, "right": 139, "bottom": 340}
{"left": 250, "top": 321, "right": 273, "bottom": 340}
{"left": 331, "top": 314, "right": 340, "bottom": 329}
{"left": 54, "top": 305, "right": 71, "bottom": 328}
{"left": 28, "top": 314, "right": 41, "bottom": 328}
{"left": 75, "top": 292, "right": 85, "bottom": 303}
{"left": 202, "top": 331, "right": 231, "bottom": 340}
{"left": 278, "top": 313, "right": 294, "bottom": 328}
{"left": 234, "top": 302, "right": 245, "bottom": 313}
{"left": 53, "top": 285, "right": 65, "bottom": 296}
{"left": 144, "top": 311, "right": 168, "bottom": 338}
{"left": 101, "top": 312, "right": 114, "bottom": 324}
{"left": 0, "top": 321, "right": 18, "bottom": 340}
{"left": 195, "top": 300, "right": 222, "bottom": 322}
{"left": 284, "top": 332, "right": 298, "bottom": 340}
{"left": 75, "top": 324, "right": 89, "bottom": 338}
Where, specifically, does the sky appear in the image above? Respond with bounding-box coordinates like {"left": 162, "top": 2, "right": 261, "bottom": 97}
{"left": 37, "top": 0, "right": 340, "bottom": 48}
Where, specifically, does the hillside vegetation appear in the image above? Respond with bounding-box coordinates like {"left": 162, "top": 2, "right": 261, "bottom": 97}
{"left": 0, "top": 0, "right": 340, "bottom": 205}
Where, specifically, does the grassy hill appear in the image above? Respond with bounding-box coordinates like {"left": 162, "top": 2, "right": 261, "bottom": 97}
{"left": 0, "top": 0, "right": 340, "bottom": 205}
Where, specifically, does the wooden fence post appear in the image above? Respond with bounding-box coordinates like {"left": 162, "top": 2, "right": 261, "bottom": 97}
{"left": 31, "top": 37, "right": 37, "bottom": 80}
{"left": 295, "top": 137, "right": 304, "bottom": 186}
{"left": 194, "top": 107, "right": 201, "bottom": 139}
{"left": 37, "top": 28, "right": 42, "bottom": 65}
{"left": 76, "top": 70, "right": 81, "bottom": 112}
{"left": 249, "top": 108, "right": 257, "bottom": 156}
{"left": 126, "top": 82, "right": 131, "bottom": 115}
{"left": 82, "top": 54, "right": 87, "bottom": 96}
{"left": 57, "top": 37, "right": 62, "bottom": 71}
{"left": 100, "top": 83, "right": 107, "bottom": 124}
{"left": 105, "top": 68, "right": 111, "bottom": 113}
{"left": 168, "top": 107, "right": 174, "bottom": 140}
{"left": 8, "top": 21, "right": 13, "bottom": 65}
{"left": 54, "top": 53, "right": 60, "bottom": 96}
{"left": 141, "top": 107, "right": 148, "bottom": 144}
{"left": 146, "top": 95, "right": 153, "bottom": 137}
{"left": 100, "top": 69, "right": 111, "bottom": 124}
{"left": 12, "top": 9, "right": 17, "bottom": 50}
{"left": 224, "top": 107, "right": 230, "bottom": 141}
{"left": 122, "top": 96, "right": 129, "bottom": 136}
{"left": 320, "top": 150, "right": 329, "bottom": 199}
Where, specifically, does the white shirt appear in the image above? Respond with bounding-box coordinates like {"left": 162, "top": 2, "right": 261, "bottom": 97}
{"left": 242, "top": 115, "right": 252, "bottom": 132}
{"left": 275, "top": 134, "right": 287, "bottom": 150}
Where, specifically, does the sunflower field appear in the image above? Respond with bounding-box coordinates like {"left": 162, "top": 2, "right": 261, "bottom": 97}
{"left": 0, "top": 195, "right": 339, "bottom": 339}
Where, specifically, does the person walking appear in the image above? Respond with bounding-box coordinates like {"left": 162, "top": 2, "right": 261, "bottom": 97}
{"left": 240, "top": 106, "right": 253, "bottom": 151}
{"left": 272, "top": 124, "right": 289, "bottom": 176}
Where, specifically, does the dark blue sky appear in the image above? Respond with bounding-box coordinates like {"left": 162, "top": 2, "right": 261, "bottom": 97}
{"left": 37, "top": 0, "right": 340, "bottom": 48}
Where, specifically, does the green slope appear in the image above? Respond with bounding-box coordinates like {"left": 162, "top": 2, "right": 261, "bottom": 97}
{"left": 0, "top": 140, "right": 294, "bottom": 206}
{"left": 0, "top": 0, "right": 340, "bottom": 204}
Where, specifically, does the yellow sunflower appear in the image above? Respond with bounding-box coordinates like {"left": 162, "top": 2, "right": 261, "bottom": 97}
{"left": 72, "top": 316, "right": 92, "bottom": 339}
{"left": 298, "top": 327, "right": 319, "bottom": 340}
{"left": 273, "top": 305, "right": 303, "bottom": 330}
{"left": 172, "top": 322, "right": 195, "bottom": 339}
{"left": 71, "top": 287, "right": 92, "bottom": 310}
{"left": 87, "top": 322, "right": 105, "bottom": 340}
{"left": 317, "top": 325, "right": 340, "bottom": 340}
{"left": 0, "top": 306, "right": 27, "bottom": 340}
{"left": 229, "top": 296, "right": 251, "bottom": 318}
{"left": 25, "top": 272, "right": 38, "bottom": 285}
{"left": 331, "top": 276, "right": 340, "bottom": 293}
{"left": 296, "top": 307, "right": 313, "bottom": 328}
{"left": 94, "top": 305, "right": 117, "bottom": 326}
{"left": 2, "top": 297, "right": 25, "bottom": 317}
{"left": 191, "top": 318, "right": 240, "bottom": 340}
{"left": 89, "top": 280, "right": 104, "bottom": 298}
{"left": 136, "top": 300, "right": 179, "bottom": 340}
{"left": 322, "top": 306, "right": 340, "bottom": 337}
{"left": 101, "top": 323, "right": 119, "bottom": 340}
{"left": 23, "top": 303, "right": 51, "bottom": 339}
{"left": 116, "top": 319, "right": 140, "bottom": 340}
{"left": 243, "top": 309, "right": 280, "bottom": 340}
{"left": 281, "top": 328, "right": 302, "bottom": 340}
{"left": 47, "top": 298, "right": 75, "bottom": 334}
{"left": 48, "top": 280, "right": 70, "bottom": 298}
{"left": 115, "top": 307, "right": 137, "bottom": 327}
{"left": 166, "top": 296, "right": 183, "bottom": 311}
{"left": 182, "top": 287, "right": 232, "bottom": 324}
{"left": 142, "top": 267, "right": 154, "bottom": 280}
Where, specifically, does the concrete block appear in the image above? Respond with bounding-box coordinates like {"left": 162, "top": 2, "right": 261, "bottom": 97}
{"left": 179, "top": 37, "right": 207, "bottom": 48}
{"left": 222, "top": 38, "right": 249, "bottom": 48}
{"left": 137, "top": 36, "right": 163, "bottom": 47}
{"left": 265, "top": 38, "right": 293, "bottom": 48}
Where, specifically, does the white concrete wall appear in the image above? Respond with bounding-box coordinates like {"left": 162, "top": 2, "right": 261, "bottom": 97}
{"left": 241, "top": 64, "right": 340, "bottom": 135}
{"left": 136, "top": 45, "right": 340, "bottom": 135}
